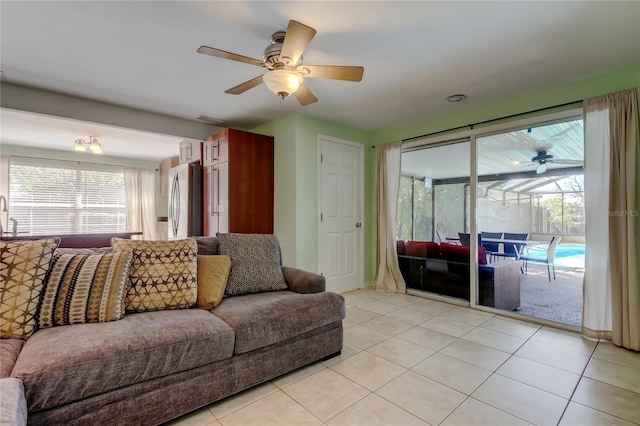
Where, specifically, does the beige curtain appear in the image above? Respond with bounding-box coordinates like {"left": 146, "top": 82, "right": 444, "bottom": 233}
{"left": 374, "top": 141, "right": 406, "bottom": 293}
{"left": 124, "top": 167, "right": 157, "bottom": 240}
{"left": 583, "top": 88, "right": 639, "bottom": 350}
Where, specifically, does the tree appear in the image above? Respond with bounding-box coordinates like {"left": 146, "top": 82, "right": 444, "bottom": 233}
{"left": 540, "top": 196, "right": 580, "bottom": 233}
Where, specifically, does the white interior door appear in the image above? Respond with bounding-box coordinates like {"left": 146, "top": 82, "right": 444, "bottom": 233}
{"left": 318, "top": 136, "right": 363, "bottom": 293}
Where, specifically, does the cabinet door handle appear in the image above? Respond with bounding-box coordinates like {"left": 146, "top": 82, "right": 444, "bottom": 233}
{"left": 214, "top": 167, "right": 216, "bottom": 216}
{"left": 211, "top": 167, "right": 219, "bottom": 215}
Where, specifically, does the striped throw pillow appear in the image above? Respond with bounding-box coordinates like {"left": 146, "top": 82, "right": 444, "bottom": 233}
{"left": 38, "top": 251, "right": 133, "bottom": 328}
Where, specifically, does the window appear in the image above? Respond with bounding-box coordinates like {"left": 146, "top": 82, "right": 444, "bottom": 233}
{"left": 397, "top": 174, "right": 432, "bottom": 241}
{"left": 9, "top": 158, "right": 126, "bottom": 235}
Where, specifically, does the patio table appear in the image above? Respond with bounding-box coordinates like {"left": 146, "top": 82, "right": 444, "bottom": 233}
{"left": 482, "top": 238, "right": 542, "bottom": 261}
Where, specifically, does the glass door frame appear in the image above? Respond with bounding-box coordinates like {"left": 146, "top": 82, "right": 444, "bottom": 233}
{"left": 402, "top": 107, "right": 583, "bottom": 328}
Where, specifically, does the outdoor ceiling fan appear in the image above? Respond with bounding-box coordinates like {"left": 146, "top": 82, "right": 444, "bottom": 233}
{"left": 521, "top": 150, "right": 583, "bottom": 174}
{"left": 197, "top": 20, "right": 364, "bottom": 106}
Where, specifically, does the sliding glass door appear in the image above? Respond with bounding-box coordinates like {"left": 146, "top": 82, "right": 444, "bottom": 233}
{"left": 398, "top": 140, "right": 471, "bottom": 301}
{"left": 397, "top": 111, "right": 585, "bottom": 327}
{"left": 475, "top": 117, "right": 585, "bottom": 326}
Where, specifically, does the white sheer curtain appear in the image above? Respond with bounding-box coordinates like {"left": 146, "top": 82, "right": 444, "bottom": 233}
{"left": 0, "top": 155, "right": 9, "bottom": 233}
{"left": 583, "top": 88, "right": 639, "bottom": 350}
{"left": 374, "top": 141, "right": 406, "bottom": 293}
{"left": 124, "top": 168, "right": 157, "bottom": 240}
{"left": 583, "top": 101, "right": 613, "bottom": 338}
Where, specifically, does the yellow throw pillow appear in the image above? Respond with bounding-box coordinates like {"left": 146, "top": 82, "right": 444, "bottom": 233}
{"left": 1, "top": 238, "right": 60, "bottom": 339}
{"left": 197, "top": 255, "right": 231, "bottom": 309}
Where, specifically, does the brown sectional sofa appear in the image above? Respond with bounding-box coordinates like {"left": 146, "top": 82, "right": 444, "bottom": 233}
{"left": 1, "top": 237, "right": 345, "bottom": 425}
{"left": 397, "top": 240, "right": 521, "bottom": 310}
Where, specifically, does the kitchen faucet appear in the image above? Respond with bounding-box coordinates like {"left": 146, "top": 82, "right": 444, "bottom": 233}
{"left": 9, "top": 217, "right": 18, "bottom": 236}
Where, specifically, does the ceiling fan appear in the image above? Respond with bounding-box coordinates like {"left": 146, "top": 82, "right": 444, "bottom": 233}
{"left": 197, "top": 20, "right": 364, "bottom": 106}
{"left": 521, "top": 150, "right": 583, "bottom": 174}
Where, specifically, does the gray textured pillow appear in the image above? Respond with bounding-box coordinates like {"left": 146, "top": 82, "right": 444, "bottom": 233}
{"left": 216, "top": 233, "right": 287, "bottom": 296}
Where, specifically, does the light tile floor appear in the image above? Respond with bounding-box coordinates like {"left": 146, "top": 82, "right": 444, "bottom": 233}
{"left": 167, "top": 289, "right": 640, "bottom": 426}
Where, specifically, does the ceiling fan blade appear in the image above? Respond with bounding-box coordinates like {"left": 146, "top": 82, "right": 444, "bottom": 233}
{"left": 303, "top": 65, "right": 364, "bottom": 82}
{"left": 280, "top": 20, "right": 317, "bottom": 65}
{"left": 552, "top": 159, "right": 583, "bottom": 164}
{"left": 197, "top": 46, "right": 263, "bottom": 67}
{"left": 225, "top": 75, "right": 264, "bottom": 95}
{"left": 293, "top": 83, "right": 318, "bottom": 106}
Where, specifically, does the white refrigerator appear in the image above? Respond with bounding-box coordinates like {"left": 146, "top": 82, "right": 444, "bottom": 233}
{"left": 168, "top": 163, "right": 202, "bottom": 239}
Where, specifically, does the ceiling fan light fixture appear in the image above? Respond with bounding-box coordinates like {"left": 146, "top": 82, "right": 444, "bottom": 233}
{"left": 262, "top": 69, "right": 303, "bottom": 99}
{"left": 536, "top": 162, "right": 547, "bottom": 174}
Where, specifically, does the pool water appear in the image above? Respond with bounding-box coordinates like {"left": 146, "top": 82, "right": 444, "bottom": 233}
{"left": 524, "top": 243, "right": 585, "bottom": 268}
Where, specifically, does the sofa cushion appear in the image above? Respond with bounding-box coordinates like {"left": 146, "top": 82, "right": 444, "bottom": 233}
{"left": 111, "top": 238, "right": 198, "bottom": 312}
{"left": 11, "top": 309, "right": 235, "bottom": 412}
{"left": 216, "top": 233, "right": 288, "bottom": 296}
{"left": 405, "top": 241, "right": 440, "bottom": 258}
{"left": 0, "top": 378, "right": 27, "bottom": 426}
{"left": 0, "top": 238, "right": 60, "bottom": 339}
{"left": 212, "top": 291, "right": 345, "bottom": 354}
{"left": 440, "top": 243, "right": 488, "bottom": 265}
{"left": 38, "top": 251, "right": 133, "bottom": 328}
{"left": 396, "top": 240, "right": 406, "bottom": 255}
{"left": 0, "top": 339, "right": 24, "bottom": 378}
{"left": 193, "top": 236, "right": 219, "bottom": 255}
{"left": 196, "top": 255, "right": 231, "bottom": 309}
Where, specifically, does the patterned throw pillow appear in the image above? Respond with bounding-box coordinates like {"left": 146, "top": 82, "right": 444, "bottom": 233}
{"left": 196, "top": 255, "right": 231, "bottom": 309}
{"left": 0, "top": 238, "right": 60, "bottom": 339}
{"left": 111, "top": 238, "right": 198, "bottom": 312}
{"left": 216, "top": 233, "right": 287, "bottom": 296}
{"left": 38, "top": 251, "right": 133, "bottom": 328}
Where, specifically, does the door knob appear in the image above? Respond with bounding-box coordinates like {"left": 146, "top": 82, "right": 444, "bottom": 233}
{"left": 355, "top": 222, "right": 362, "bottom": 228}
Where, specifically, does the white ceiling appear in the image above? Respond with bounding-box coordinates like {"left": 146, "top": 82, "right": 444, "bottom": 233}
{"left": 0, "top": 109, "right": 192, "bottom": 161}
{"left": 1, "top": 1, "right": 638, "bottom": 161}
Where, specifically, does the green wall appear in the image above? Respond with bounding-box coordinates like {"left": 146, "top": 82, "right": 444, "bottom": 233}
{"left": 372, "top": 64, "right": 640, "bottom": 145}
{"left": 252, "top": 113, "right": 373, "bottom": 278}
{"left": 365, "top": 63, "right": 639, "bottom": 288}
{"left": 3, "top": 65, "right": 637, "bottom": 288}
{"left": 253, "top": 64, "right": 639, "bottom": 286}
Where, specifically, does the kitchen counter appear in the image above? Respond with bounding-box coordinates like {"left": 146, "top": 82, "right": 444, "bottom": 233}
{"left": 0, "top": 232, "right": 142, "bottom": 248}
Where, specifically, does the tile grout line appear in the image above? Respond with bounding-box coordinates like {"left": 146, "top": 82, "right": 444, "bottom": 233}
{"left": 431, "top": 319, "right": 535, "bottom": 425}
{"left": 345, "top": 293, "right": 620, "bottom": 426}
{"left": 356, "top": 303, "right": 533, "bottom": 425}
{"left": 554, "top": 338, "right": 600, "bottom": 425}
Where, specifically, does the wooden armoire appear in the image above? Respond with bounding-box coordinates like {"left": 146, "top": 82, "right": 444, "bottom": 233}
{"left": 202, "top": 128, "right": 274, "bottom": 235}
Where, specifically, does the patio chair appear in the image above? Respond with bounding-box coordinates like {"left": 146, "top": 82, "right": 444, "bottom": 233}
{"left": 481, "top": 232, "right": 503, "bottom": 262}
{"left": 492, "top": 232, "right": 529, "bottom": 261}
{"left": 436, "top": 230, "right": 449, "bottom": 243}
{"left": 458, "top": 233, "right": 482, "bottom": 247}
{"left": 521, "top": 235, "right": 562, "bottom": 282}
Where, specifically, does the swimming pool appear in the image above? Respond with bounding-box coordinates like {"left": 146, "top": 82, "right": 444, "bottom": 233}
{"left": 524, "top": 243, "right": 585, "bottom": 268}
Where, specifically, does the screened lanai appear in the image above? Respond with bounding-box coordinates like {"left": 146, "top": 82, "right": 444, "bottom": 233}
{"left": 397, "top": 115, "right": 585, "bottom": 326}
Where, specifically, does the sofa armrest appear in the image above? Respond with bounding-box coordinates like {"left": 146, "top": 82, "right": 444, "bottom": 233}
{"left": 0, "top": 378, "right": 27, "bottom": 426}
{"left": 282, "top": 266, "right": 326, "bottom": 294}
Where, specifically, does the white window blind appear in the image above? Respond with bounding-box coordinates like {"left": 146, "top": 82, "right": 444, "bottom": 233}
{"left": 9, "top": 158, "right": 126, "bottom": 235}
